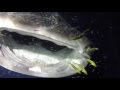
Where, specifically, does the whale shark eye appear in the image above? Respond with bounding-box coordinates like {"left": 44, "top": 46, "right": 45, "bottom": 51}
{"left": 0, "top": 12, "right": 97, "bottom": 78}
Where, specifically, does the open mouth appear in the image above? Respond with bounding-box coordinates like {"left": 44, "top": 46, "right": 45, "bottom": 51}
{"left": 0, "top": 28, "right": 79, "bottom": 77}
{"left": 1, "top": 30, "right": 70, "bottom": 52}
{"left": 0, "top": 29, "right": 74, "bottom": 63}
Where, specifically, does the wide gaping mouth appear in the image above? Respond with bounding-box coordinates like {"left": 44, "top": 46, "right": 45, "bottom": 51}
{"left": 0, "top": 29, "right": 74, "bottom": 65}
{"left": 1, "top": 30, "right": 70, "bottom": 52}
{"left": 0, "top": 27, "right": 82, "bottom": 78}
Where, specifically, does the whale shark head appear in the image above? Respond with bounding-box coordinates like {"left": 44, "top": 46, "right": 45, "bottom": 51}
{"left": 0, "top": 12, "right": 90, "bottom": 78}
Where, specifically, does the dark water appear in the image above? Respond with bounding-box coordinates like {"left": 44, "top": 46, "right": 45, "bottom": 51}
{"left": 0, "top": 12, "right": 119, "bottom": 78}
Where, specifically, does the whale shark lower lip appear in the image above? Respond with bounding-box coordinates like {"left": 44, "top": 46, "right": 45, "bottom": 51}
{"left": 0, "top": 12, "right": 90, "bottom": 78}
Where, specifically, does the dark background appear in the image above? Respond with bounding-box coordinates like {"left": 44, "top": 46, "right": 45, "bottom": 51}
{"left": 0, "top": 12, "right": 119, "bottom": 78}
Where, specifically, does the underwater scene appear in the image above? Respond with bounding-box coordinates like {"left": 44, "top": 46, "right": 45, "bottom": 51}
{"left": 0, "top": 12, "right": 118, "bottom": 78}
